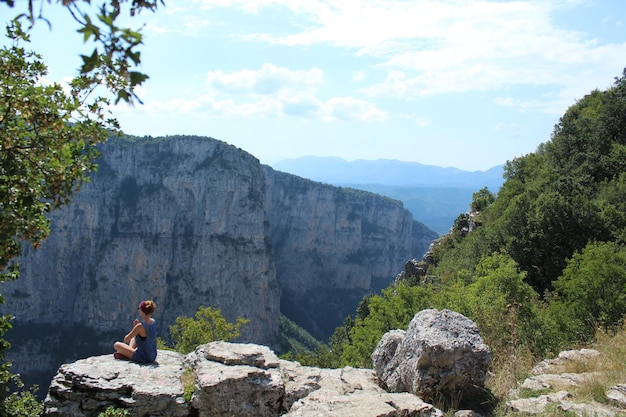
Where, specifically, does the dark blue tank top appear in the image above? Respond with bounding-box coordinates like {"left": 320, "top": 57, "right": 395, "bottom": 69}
{"left": 132, "top": 318, "right": 157, "bottom": 363}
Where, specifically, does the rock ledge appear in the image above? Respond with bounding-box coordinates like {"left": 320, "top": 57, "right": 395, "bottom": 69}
{"left": 44, "top": 341, "right": 444, "bottom": 417}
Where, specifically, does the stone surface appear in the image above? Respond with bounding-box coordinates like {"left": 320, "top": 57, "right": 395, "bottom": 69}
{"left": 507, "top": 348, "right": 626, "bottom": 416}
{"left": 44, "top": 350, "right": 188, "bottom": 417}
{"left": 43, "top": 342, "right": 444, "bottom": 417}
{"left": 372, "top": 309, "right": 491, "bottom": 403}
{"left": 506, "top": 391, "right": 624, "bottom": 417}
{"left": 506, "top": 391, "right": 573, "bottom": 414}
{"left": 43, "top": 341, "right": 626, "bottom": 417}
{"left": 185, "top": 340, "right": 280, "bottom": 368}
{"left": 607, "top": 384, "right": 626, "bottom": 408}
{"left": 530, "top": 348, "right": 600, "bottom": 375}
{"left": 520, "top": 372, "right": 602, "bottom": 391}
{"left": 183, "top": 342, "right": 284, "bottom": 417}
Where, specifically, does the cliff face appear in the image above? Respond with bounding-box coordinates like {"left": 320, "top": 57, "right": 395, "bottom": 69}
{"left": 265, "top": 169, "right": 436, "bottom": 338}
{"left": 1, "top": 135, "right": 436, "bottom": 384}
{"left": 4, "top": 136, "right": 279, "bottom": 362}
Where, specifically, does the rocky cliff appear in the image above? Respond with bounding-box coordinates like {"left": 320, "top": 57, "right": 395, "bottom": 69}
{"left": 1, "top": 135, "right": 437, "bottom": 389}
{"left": 264, "top": 168, "right": 435, "bottom": 338}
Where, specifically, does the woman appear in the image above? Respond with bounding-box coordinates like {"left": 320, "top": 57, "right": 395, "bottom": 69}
{"left": 114, "top": 300, "right": 158, "bottom": 363}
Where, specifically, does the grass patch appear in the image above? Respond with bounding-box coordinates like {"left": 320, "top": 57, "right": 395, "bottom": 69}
{"left": 181, "top": 367, "right": 195, "bottom": 403}
{"left": 485, "top": 344, "right": 536, "bottom": 399}
{"left": 516, "top": 387, "right": 552, "bottom": 399}
{"left": 487, "top": 326, "right": 626, "bottom": 415}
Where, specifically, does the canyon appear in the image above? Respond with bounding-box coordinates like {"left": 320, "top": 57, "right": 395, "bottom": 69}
{"left": 1, "top": 135, "right": 437, "bottom": 391}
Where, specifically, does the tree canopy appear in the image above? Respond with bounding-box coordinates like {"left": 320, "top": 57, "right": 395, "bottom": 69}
{"left": 166, "top": 306, "right": 250, "bottom": 354}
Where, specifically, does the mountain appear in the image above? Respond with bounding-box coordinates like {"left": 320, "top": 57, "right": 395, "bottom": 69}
{"left": 272, "top": 156, "right": 504, "bottom": 188}
{"left": 272, "top": 157, "right": 505, "bottom": 234}
{"left": 2, "top": 135, "right": 438, "bottom": 392}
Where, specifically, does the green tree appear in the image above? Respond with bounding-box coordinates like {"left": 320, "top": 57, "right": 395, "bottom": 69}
{"left": 168, "top": 306, "right": 250, "bottom": 354}
{"left": 0, "top": 22, "right": 116, "bottom": 413}
{"left": 597, "top": 172, "right": 626, "bottom": 244}
{"left": 470, "top": 187, "right": 495, "bottom": 212}
{"left": 551, "top": 241, "right": 626, "bottom": 336}
{"left": 0, "top": 0, "right": 159, "bottom": 411}
{"left": 340, "top": 283, "right": 434, "bottom": 367}
{"left": 464, "top": 253, "right": 544, "bottom": 356}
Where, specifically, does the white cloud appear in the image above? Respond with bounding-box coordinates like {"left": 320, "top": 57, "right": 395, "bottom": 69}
{"left": 205, "top": 63, "right": 324, "bottom": 95}
{"left": 184, "top": 0, "right": 626, "bottom": 113}
{"left": 414, "top": 117, "right": 430, "bottom": 128}
{"left": 352, "top": 70, "right": 366, "bottom": 82}
{"left": 139, "top": 63, "right": 386, "bottom": 122}
{"left": 282, "top": 94, "right": 323, "bottom": 117}
{"left": 141, "top": 93, "right": 387, "bottom": 122}
{"left": 323, "top": 97, "right": 388, "bottom": 122}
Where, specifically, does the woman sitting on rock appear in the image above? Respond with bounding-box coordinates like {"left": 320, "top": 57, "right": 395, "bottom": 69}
{"left": 114, "top": 300, "right": 158, "bottom": 363}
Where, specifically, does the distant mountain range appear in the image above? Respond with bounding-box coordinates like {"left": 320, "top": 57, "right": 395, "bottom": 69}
{"left": 272, "top": 157, "right": 505, "bottom": 235}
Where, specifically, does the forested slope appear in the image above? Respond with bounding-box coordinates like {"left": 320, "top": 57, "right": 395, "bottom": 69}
{"left": 297, "top": 69, "right": 626, "bottom": 387}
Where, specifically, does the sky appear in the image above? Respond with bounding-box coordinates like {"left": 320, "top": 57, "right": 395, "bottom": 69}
{"left": 6, "top": 0, "right": 626, "bottom": 171}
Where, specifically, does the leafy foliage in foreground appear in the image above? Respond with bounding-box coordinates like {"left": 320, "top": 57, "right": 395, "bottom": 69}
{"left": 0, "top": 22, "right": 116, "bottom": 415}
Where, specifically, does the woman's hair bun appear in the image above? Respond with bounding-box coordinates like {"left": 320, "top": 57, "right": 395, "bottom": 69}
{"left": 140, "top": 300, "right": 156, "bottom": 314}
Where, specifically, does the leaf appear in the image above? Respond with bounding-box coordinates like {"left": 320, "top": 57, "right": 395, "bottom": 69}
{"left": 76, "top": 15, "right": 101, "bottom": 42}
{"left": 129, "top": 71, "right": 148, "bottom": 87}
{"left": 128, "top": 50, "right": 141, "bottom": 65}
{"left": 79, "top": 49, "right": 100, "bottom": 74}
{"left": 114, "top": 89, "right": 130, "bottom": 104}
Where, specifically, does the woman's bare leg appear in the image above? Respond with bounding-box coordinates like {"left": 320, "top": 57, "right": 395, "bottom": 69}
{"left": 114, "top": 341, "right": 135, "bottom": 359}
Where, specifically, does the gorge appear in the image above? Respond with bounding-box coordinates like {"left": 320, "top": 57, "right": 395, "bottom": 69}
{"left": 1, "top": 135, "right": 438, "bottom": 392}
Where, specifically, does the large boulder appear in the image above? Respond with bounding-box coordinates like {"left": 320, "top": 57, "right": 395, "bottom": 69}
{"left": 371, "top": 309, "right": 491, "bottom": 404}
{"left": 182, "top": 342, "right": 284, "bottom": 417}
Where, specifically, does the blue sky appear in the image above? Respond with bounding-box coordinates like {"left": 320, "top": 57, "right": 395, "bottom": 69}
{"left": 7, "top": 0, "right": 626, "bottom": 171}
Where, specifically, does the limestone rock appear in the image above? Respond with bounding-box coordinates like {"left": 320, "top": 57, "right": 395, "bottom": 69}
{"left": 43, "top": 350, "right": 188, "bottom": 417}
{"left": 43, "top": 342, "right": 444, "bottom": 417}
{"left": 184, "top": 340, "right": 280, "bottom": 369}
{"left": 282, "top": 366, "right": 443, "bottom": 417}
{"left": 279, "top": 359, "right": 323, "bottom": 410}
{"left": 531, "top": 349, "right": 600, "bottom": 375}
{"left": 520, "top": 372, "right": 603, "bottom": 391}
{"left": 183, "top": 342, "right": 284, "bottom": 417}
{"left": 507, "top": 348, "right": 626, "bottom": 416}
{"left": 607, "top": 384, "right": 626, "bottom": 408}
{"left": 506, "top": 391, "right": 624, "bottom": 416}
{"left": 370, "top": 329, "right": 406, "bottom": 392}
{"left": 264, "top": 167, "right": 437, "bottom": 340}
{"left": 371, "top": 309, "right": 491, "bottom": 404}
{"left": 506, "top": 391, "right": 573, "bottom": 414}
{"left": 453, "top": 411, "right": 484, "bottom": 417}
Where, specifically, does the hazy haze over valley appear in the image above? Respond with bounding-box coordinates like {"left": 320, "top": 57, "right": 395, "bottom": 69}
{"left": 273, "top": 157, "right": 505, "bottom": 235}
